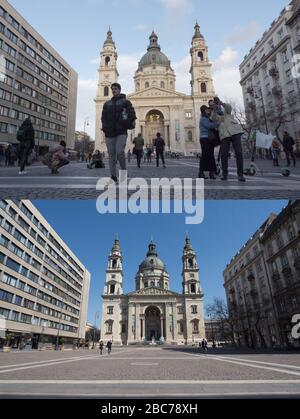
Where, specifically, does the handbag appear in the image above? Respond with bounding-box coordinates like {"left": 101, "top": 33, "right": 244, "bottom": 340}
{"left": 208, "top": 129, "right": 221, "bottom": 147}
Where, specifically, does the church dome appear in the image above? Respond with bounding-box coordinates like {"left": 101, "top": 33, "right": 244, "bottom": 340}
{"left": 138, "top": 31, "right": 171, "bottom": 69}
{"left": 139, "top": 241, "right": 166, "bottom": 272}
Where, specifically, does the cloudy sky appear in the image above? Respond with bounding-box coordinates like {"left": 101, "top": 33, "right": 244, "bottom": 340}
{"left": 9, "top": 0, "right": 289, "bottom": 139}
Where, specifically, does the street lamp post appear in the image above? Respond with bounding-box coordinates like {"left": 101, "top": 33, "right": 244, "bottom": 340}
{"left": 209, "top": 315, "right": 216, "bottom": 348}
{"left": 82, "top": 117, "right": 90, "bottom": 160}
{"left": 56, "top": 299, "right": 65, "bottom": 350}
{"left": 93, "top": 311, "right": 100, "bottom": 350}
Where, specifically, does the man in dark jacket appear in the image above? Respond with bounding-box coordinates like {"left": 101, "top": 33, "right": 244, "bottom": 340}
{"left": 154, "top": 133, "right": 166, "bottom": 168}
{"left": 101, "top": 83, "right": 136, "bottom": 182}
{"left": 283, "top": 131, "right": 296, "bottom": 167}
{"left": 17, "top": 117, "right": 35, "bottom": 175}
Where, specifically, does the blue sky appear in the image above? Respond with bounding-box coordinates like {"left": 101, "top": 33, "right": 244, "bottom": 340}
{"left": 33, "top": 200, "right": 288, "bottom": 325}
{"left": 8, "top": 0, "right": 289, "bottom": 138}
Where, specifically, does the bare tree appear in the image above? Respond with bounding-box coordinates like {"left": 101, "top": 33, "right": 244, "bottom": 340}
{"left": 206, "top": 298, "right": 236, "bottom": 346}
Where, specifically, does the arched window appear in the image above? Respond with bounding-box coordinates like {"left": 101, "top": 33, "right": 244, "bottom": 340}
{"left": 151, "top": 281, "right": 155, "bottom": 287}
{"left": 201, "top": 82, "right": 207, "bottom": 93}
{"left": 170, "top": 81, "right": 173, "bottom": 88}
{"left": 104, "top": 86, "right": 109, "bottom": 96}
{"left": 112, "top": 259, "right": 117, "bottom": 269}
{"left": 110, "top": 284, "right": 115, "bottom": 294}
{"left": 198, "top": 51, "right": 204, "bottom": 61}
{"left": 136, "top": 82, "right": 140, "bottom": 91}
{"left": 160, "top": 81, "right": 165, "bottom": 89}
{"left": 106, "top": 321, "right": 113, "bottom": 334}
{"left": 188, "top": 258, "right": 194, "bottom": 268}
{"left": 145, "top": 82, "right": 150, "bottom": 88}
{"left": 188, "top": 131, "right": 193, "bottom": 142}
{"left": 105, "top": 56, "right": 110, "bottom": 66}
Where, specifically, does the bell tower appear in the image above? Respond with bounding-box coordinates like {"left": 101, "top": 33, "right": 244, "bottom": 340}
{"left": 190, "top": 22, "right": 215, "bottom": 98}
{"left": 95, "top": 28, "right": 119, "bottom": 151}
{"left": 182, "top": 236, "right": 205, "bottom": 344}
{"left": 182, "top": 236, "right": 202, "bottom": 296}
{"left": 104, "top": 237, "right": 123, "bottom": 296}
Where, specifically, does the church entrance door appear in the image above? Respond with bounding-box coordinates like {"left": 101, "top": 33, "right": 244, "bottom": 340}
{"left": 145, "top": 110, "right": 165, "bottom": 148}
{"left": 145, "top": 306, "right": 161, "bottom": 341}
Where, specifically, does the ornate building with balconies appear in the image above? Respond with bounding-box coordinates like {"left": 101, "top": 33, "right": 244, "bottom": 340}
{"left": 239, "top": 1, "right": 300, "bottom": 150}
{"left": 260, "top": 200, "right": 300, "bottom": 348}
{"left": 224, "top": 200, "right": 300, "bottom": 349}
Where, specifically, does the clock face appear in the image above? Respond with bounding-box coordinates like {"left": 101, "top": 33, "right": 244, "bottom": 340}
{"left": 104, "top": 74, "right": 110, "bottom": 80}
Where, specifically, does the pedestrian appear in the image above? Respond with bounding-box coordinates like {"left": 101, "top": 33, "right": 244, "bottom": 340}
{"left": 101, "top": 83, "right": 136, "bottom": 183}
{"left": 271, "top": 137, "right": 281, "bottom": 167}
{"left": 17, "top": 117, "right": 35, "bottom": 176}
{"left": 201, "top": 338, "right": 208, "bottom": 353}
{"left": 147, "top": 146, "right": 153, "bottom": 163}
{"left": 87, "top": 150, "right": 105, "bottom": 169}
{"left": 42, "top": 141, "right": 70, "bottom": 174}
{"left": 0, "top": 146, "right": 4, "bottom": 166}
{"left": 211, "top": 98, "right": 246, "bottom": 182}
{"left": 106, "top": 340, "right": 112, "bottom": 355}
{"left": 99, "top": 340, "right": 104, "bottom": 355}
{"left": 5, "top": 145, "right": 11, "bottom": 167}
{"left": 198, "top": 105, "right": 220, "bottom": 179}
{"left": 283, "top": 131, "right": 296, "bottom": 167}
{"left": 154, "top": 133, "right": 166, "bottom": 168}
{"left": 132, "top": 133, "right": 145, "bottom": 168}
{"left": 127, "top": 149, "right": 132, "bottom": 163}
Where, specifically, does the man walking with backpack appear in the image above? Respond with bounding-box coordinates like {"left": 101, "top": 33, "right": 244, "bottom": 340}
{"left": 17, "top": 117, "right": 35, "bottom": 175}
{"left": 101, "top": 83, "right": 136, "bottom": 183}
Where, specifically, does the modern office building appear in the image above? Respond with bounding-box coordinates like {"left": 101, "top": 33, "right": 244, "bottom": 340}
{"left": 0, "top": 200, "right": 90, "bottom": 349}
{"left": 0, "top": 0, "right": 78, "bottom": 152}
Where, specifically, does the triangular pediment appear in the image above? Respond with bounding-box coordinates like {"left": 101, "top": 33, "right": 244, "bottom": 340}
{"left": 127, "top": 287, "right": 180, "bottom": 297}
{"left": 128, "top": 87, "right": 186, "bottom": 99}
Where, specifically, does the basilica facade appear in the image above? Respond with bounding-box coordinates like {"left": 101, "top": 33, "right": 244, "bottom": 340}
{"left": 94, "top": 24, "right": 215, "bottom": 155}
{"left": 100, "top": 238, "right": 205, "bottom": 346}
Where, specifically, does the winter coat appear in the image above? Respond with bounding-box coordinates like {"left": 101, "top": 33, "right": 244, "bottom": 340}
{"left": 17, "top": 118, "right": 35, "bottom": 149}
{"left": 283, "top": 134, "right": 295, "bottom": 151}
{"left": 101, "top": 94, "right": 136, "bottom": 138}
{"left": 212, "top": 103, "right": 244, "bottom": 140}
{"left": 154, "top": 138, "right": 165, "bottom": 152}
{"left": 133, "top": 137, "right": 145, "bottom": 151}
{"left": 199, "top": 116, "right": 219, "bottom": 139}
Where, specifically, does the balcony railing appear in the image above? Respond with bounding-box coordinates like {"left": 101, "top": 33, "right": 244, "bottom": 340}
{"left": 282, "top": 266, "right": 292, "bottom": 279}
{"left": 272, "top": 272, "right": 280, "bottom": 281}
{"left": 269, "top": 67, "right": 279, "bottom": 77}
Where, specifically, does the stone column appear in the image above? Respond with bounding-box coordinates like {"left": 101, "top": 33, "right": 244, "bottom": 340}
{"left": 161, "top": 317, "right": 165, "bottom": 339}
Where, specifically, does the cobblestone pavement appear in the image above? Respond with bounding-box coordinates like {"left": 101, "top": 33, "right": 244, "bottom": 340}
{"left": 0, "top": 347, "right": 300, "bottom": 398}
{"left": 0, "top": 158, "right": 299, "bottom": 200}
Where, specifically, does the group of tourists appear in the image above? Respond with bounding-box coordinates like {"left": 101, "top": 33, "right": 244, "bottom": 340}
{"left": 99, "top": 340, "right": 112, "bottom": 355}
{"left": 199, "top": 98, "right": 246, "bottom": 182}
{"left": 5, "top": 83, "right": 298, "bottom": 179}
{"left": 131, "top": 132, "right": 166, "bottom": 169}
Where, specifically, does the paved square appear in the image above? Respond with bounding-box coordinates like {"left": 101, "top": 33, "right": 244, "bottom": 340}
{"left": 0, "top": 158, "right": 299, "bottom": 200}
{"left": 0, "top": 347, "right": 300, "bottom": 398}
